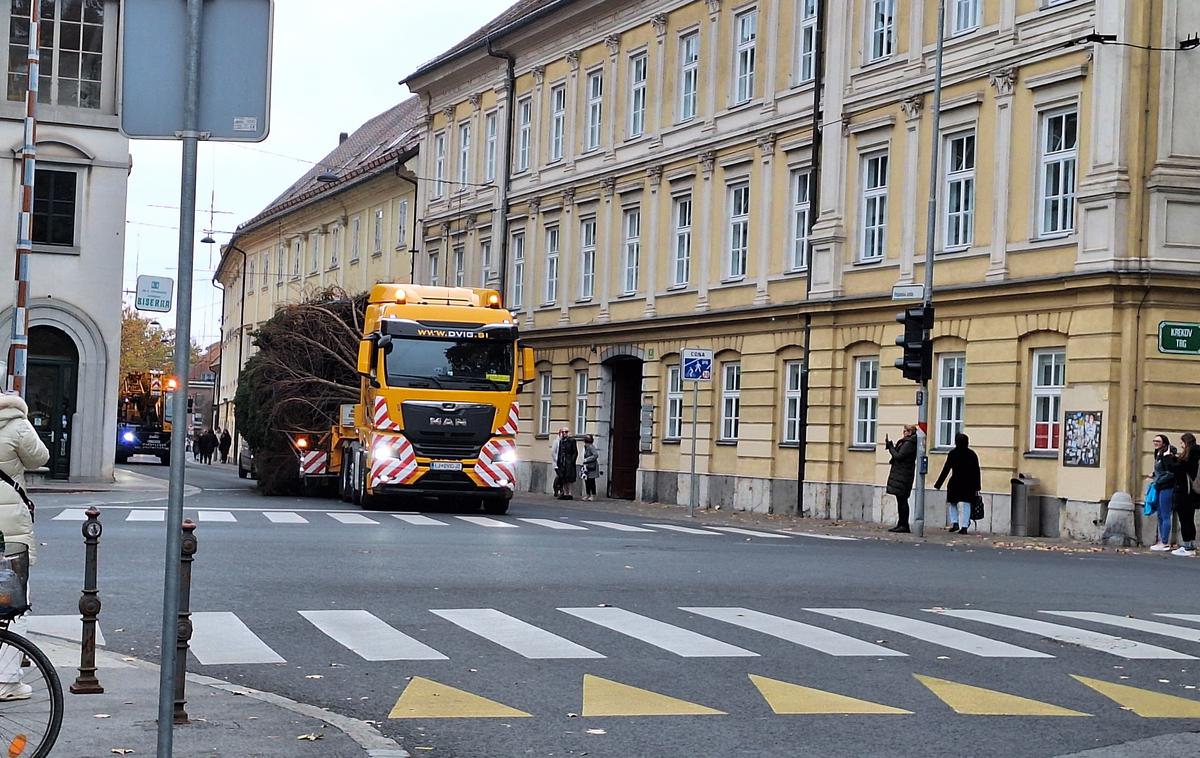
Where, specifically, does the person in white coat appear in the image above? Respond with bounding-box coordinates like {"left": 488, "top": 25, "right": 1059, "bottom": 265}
{"left": 0, "top": 391, "right": 49, "bottom": 701}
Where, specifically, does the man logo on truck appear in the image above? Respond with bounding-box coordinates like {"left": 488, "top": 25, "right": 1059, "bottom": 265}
{"left": 430, "top": 417, "right": 468, "bottom": 427}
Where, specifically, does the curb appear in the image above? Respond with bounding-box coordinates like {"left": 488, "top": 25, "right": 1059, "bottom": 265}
{"left": 30, "top": 632, "right": 408, "bottom": 758}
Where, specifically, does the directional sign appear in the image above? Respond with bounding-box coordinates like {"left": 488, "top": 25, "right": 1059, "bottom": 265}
{"left": 891, "top": 284, "right": 925, "bottom": 301}
{"left": 682, "top": 348, "right": 713, "bottom": 381}
{"left": 135, "top": 275, "right": 174, "bottom": 313}
{"left": 1159, "top": 321, "right": 1200, "bottom": 356}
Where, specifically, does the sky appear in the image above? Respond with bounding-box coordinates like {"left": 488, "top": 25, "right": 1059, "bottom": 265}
{"left": 123, "top": 0, "right": 513, "bottom": 348}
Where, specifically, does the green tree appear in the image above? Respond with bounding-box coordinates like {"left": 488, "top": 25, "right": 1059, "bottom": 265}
{"left": 120, "top": 306, "right": 204, "bottom": 378}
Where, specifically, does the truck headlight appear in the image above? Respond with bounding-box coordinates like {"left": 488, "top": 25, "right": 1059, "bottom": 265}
{"left": 500, "top": 449, "right": 518, "bottom": 464}
{"left": 373, "top": 442, "right": 395, "bottom": 460}
{"left": 122, "top": 431, "right": 136, "bottom": 443}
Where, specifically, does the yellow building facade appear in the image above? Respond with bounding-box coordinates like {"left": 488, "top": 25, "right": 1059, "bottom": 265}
{"left": 215, "top": 99, "right": 422, "bottom": 438}
{"left": 407, "top": 0, "right": 1200, "bottom": 539}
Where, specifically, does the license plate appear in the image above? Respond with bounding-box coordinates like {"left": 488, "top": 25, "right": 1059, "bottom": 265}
{"left": 430, "top": 461, "right": 463, "bottom": 472}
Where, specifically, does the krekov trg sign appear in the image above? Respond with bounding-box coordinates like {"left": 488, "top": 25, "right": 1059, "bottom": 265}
{"left": 1159, "top": 321, "right": 1200, "bottom": 356}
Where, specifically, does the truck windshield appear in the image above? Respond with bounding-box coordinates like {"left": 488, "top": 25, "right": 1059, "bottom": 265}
{"left": 384, "top": 338, "right": 515, "bottom": 391}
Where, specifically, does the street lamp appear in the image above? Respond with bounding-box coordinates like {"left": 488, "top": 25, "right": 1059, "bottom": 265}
{"left": 210, "top": 237, "right": 248, "bottom": 463}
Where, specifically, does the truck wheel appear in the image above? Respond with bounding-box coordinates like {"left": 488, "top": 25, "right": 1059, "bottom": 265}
{"left": 238, "top": 466, "right": 248, "bottom": 479}
{"left": 482, "top": 499, "right": 509, "bottom": 515}
{"left": 159, "top": 454, "right": 170, "bottom": 466}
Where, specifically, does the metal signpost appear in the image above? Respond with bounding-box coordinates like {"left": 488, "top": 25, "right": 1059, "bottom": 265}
{"left": 1158, "top": 321, "right": 1200, "bottom": 356}
{"left": 134, "top": 275, "right": 175, "bottom": 313}
{"left": 682, "top": 348, "right": 713, "bottom": 518}
{"left": 120, "top": 2, "right": 272, "bottom": 755}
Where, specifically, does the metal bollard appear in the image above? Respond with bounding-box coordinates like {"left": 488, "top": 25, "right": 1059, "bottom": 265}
{"left": 70, "top": 506, "right": 103, "bottom": 694}
{"left": 173, "top": 520, "right": 197, "bottom": 725}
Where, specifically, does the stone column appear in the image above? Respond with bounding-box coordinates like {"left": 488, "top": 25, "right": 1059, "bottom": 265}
{"left": 651, "top": 14, "right": 668, "bottom": 143}
{"left": 695, "top": 151, "right": 716, "bottom": 312}
{"left": 987, "top": 68, "right": 1015, "bottom": 280}
{"left": 999, "top": 0, "right": 1018, "bottom": 37}
{"left": 531, "top": 66, "right": 546, "bottom": 179}
{"left": 644, "top": 165, "right": 663, "bottom": 317}
{"left": 469, "top": 92, "right": 484, "bottom": 201}
{"left": 753, "top": 132, "right": 775, "bottom": 304}
{"left": 566, "top": 50, "right": 581, "bottom": 168}
{"left": 899, "top": 94, "right": 923, "bottom": 284}
{"left": 598, "top": 177, "right": 616, "bottom": 323}
{"left": 559, "top": 187, "right": 576, "bottom": 324}
{"left": 605, "top": 35, "right": 620, "bottom": 159}
{"left": 525, "top": 196, "right": 541, "bottom": 329}
{"left": 806, "top": 0, "right": 850, "bottom": 298}
{"left": 759, "top": 1, "right": 778, "bottom": 114}
{"left": 907, "top": 0, "right": 926, "bottom": 68}
{"left": 703, "top": 0, "right": 721, "bottom": 132}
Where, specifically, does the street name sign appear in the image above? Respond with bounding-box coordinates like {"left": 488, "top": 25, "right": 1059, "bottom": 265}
{"left": 121, "top": 0, "right": 274, "bottom": 141}
{"left": 135, "top": 275, "right": 174, "bottom": 313}
{"left": 1159, "top": 321, "right": 1200, "bottom": 355}
{"left": 891, "top": 284, "right": 925, "bottom": 301}
{"left": 682, "top": 348, "right": 713, "bottom": 381}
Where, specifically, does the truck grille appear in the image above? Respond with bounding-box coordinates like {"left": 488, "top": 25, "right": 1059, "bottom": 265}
{"left": 410, "top": 438, "right": 482, "bottom": 459}
{"left": 401, "top": 402, "right": 494, "bottom": 460}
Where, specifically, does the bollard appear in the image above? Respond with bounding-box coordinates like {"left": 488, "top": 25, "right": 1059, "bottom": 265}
{"left": 173, "top": 520, "right": 197, "bottom": 725}
{"left": 70, "top": 506, "right": 104, "bottom": 694}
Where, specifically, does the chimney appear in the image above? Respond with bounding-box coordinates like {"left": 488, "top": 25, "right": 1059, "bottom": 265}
{"left": 338, "top": 132, "right": 349, "bottom": 145}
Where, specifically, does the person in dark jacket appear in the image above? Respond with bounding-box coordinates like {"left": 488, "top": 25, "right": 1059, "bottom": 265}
{"left": 202, "top": 428, "right": 219, "bottom": 465}
{"left": 555, "top": 429, "right": 578, "bottom": 500}
{"left": 1170, "top": 433, "right": 1198, "bottom": 557}
{"left": 218, "top": 429, "right": 232, "bottom": 464}
{"left": 580, "top": 435, "right": 600, "bottom": 501}
{"left": 885, "top": 425, "right": 918, "bottom": 533}
{"left": 934, "top": 433, "right": 982, "bottom": 534}
{"left": 1147, "top": 433, "right": 1178, "bottom": 551}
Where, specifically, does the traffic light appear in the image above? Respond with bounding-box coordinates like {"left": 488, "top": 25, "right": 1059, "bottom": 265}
{"left": 895, "top": 305, "right": 934, "bottom": 383}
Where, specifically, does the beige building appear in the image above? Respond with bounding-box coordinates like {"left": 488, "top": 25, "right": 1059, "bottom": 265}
{"left": 215, "top": 98, "right": 422, "bottom": 440}
{"left": 406, "top": 0, "right": 1200, "bottom": 541}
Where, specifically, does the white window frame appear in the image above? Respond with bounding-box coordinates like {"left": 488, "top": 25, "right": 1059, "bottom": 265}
{"left": 510, "top": 230, "right": 525, "bottom": 308}
{"left": 944, "top": 132, "right": 975, "bottom": 250}
{"left": 860, "top": 152, "right": 889, "bottom": 262}
{"left": 790, "top": 170, "right": 811, "bottom": 271}
{"left": 586, "top": 70, "right": 603, "bottom": 151}
{"left": 457, "top": 122, "right": 471, "bottom": 190}
{"left": 428, "top": 249, "right": 440, "bottom": 287}
{"left": 666, "top": 365, "right": 683, "bottom": 440}
{"left": 484, "top": 111, "right": 498, "bottom": 182}
{"left": 433, "top": 132, "right": 446, "bottom": 198}
{"left": 544, "top": 225, "right": 560, "bottom": 304}
{"left": 783, "top": 360, "right": 803, "bottom": 444}
{"left": 628, "top": 51, "right": 648, "bottom": 138}
{"left": 936, "top": 354, "right": 966, "bottom": 448}
{"left": 480, "top": 239, "right": 493, "bottom": 286}
{"left": 538, "top": 372, "right": 552, "bottom": 436}
{"left": 452, "top": 246, "right": 465, "bottom": 287}
{"left": 679, "top": 32, "right": 699, "bottom": 121}
{"left": 574, "top": 369, "right": 588, "bottom": 435}
{"left": 396, "top": 199, "right": 409, "bottom": 248}
{"left": 373, "top": 208, "right": 384, "bottom": 255}
{"left": 727, "top": 183, "right": 750, "bottom": 279}
{"left": 951, "top": 0, "right": 981, "bottom": 35}
{"left": 733, "top": 9, "right": 757, "bottom": 104}
{"left": 275, "top": 246, "right": 285, "bottom": 285}
{"left": 868, "top": 0, "right": 896, "bottom": 62}
{"left": 1038, "top": 108, "right": 1078, "bottom": 237}
{"left": 247, "top": 259, "right": 255, "bottom": 295}
{"left": 853, "top": 357, "right": 879, "bottom": 446}
{"left": 1031, "top": 349, "right": 1066, "bottom": 452}
{"left": 260, "top": 252, "right": 269, "bottom": 290}
{"left": 798, "top": 0, "right": 818, "bottom": 83}
{"left": 517, "top": 97, "right": 532, "bottom": 172}
{"left": 349, "top": 216, "right": 361, "bottom": 262}
{"left": 579, "top": 217, "right": 596, "bottom": 300}
{"left": 672, "top": 195, "right": 692, "bottom": 287}
{"left": 329, "top": 226, "right": 341, "bottom": 269}
{"left": 549, "top": 84, "right": 566, "bottom": 162}
{"left": 292, "top": 239, "right": 302, "bottom": 278}
{"left": 720, "top": 362, "right": 742, "bottom": 441}
{"left": 622, "top": 208, "right": 641, "bottom": 295}
{"left": 309, "top": 232, "right": 321, "bottom": 274}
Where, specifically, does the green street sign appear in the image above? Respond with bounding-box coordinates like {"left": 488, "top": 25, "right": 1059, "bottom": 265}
{"left": 1158, "top": 321, "right": 1200, "bottom": 355}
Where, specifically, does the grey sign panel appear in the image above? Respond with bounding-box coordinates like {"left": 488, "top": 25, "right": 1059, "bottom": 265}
{"left": 121, "top": 0, "right": 273, "bottom": 141}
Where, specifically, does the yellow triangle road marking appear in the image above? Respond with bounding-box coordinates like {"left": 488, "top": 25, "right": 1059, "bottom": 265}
{"left": 749, "top": 674, "right": 911, "bottom": 715}
{"left": 388, "top": 677, "right": 532, "bottom": 719}
{"left": 1073, "top": 675, "right": 1200, "bottom": 718}
{"left": 581, "top": 674, "right": 725, "bottom": 717}
{"left": 915, "top": 675, "right": 1090, "bottom": 717}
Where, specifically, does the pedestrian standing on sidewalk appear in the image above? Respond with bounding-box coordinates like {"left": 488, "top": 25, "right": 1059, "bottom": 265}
{"left": 1170, "top": 432, "right": 1198, "bottom": 557}
{"left": 885, "top": 425, "right": 918, "bottom": 533}
{"left": 1147, "top": 433, "right": 1178, "bottom": 552}
{"left": 580, "top": 435, "right": 600, "bottom": 501}
{"left": 550, "top": 430, "right": 564, "bottom": 497}
{"left": 218, "top": 429, "right": 232, "bottom": 464}
{"left": 933, "top": 433, "right": 982, "bottom": 535}
{"left": 0, "top": 390, "right": 49, "bottom": 700}
{"left": 555, "top": 429, "right": 578, "bottom": 501}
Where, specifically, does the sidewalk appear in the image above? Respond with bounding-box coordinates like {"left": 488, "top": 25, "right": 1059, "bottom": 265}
{"left": 27, "top": 468, "right": 170, "bottom": 495}
{"left": 33, "top": 634, "right": 406, "bottom": 757}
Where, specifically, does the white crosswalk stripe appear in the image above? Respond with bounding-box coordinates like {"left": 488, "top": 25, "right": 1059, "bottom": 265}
{"left": 126, "top": 510, "right": 164, "bottom": 522}
{"left": 707, "top": 527, "right": 791, "bottom": 539}
{"left": 517, "top": 518, "right": 588, "bottom": 530}
{"left": 1157, "top": 613, "right": 1200, "bottom": 625}
{"left": 198, "top": 510, "right": 237, "bottom": 522}
{"left": 645, "top": 523, "right": 724, "bottom": 536}
{"left": 393, "top": 514, "right": 448, "bottom": 526}
{"left": 683, "top": 607, "right": 903, "bottom": 657}
{"left": 580, "top": 520, "right": 655, "bottom": 532}
{"left": 190, "top": 611, "right": 286, "bottom": 665}
{"left": 263, "top": 511, "right": 309, "bottom": 524}
{"left": 560, "top": 607, "right": 757, "bottom": 657}
{"left": 300, "top": 610, "right": 447, "bottom": 661}
{"left": 455, "top": 516, "right": 519, "bottom": 528}
{"left": 931, "top": 609, "right": 1196, "bottom": 660}
{"left": 51, "top": 508, "right": 89, "bottom": 521}
{"left": 1042, "top": 611, "right": 1200, "bottom": 643}
{"left": 432, "top": 609, "right": 605, "bottom": 659}
{"left": 25, "top": 615, "right": 106, "bottom": 646}
{"left": 808, "top": 608, "right": 1052, "bottom": 658}
{"left": 328, "top": 513, "right": 379, "bottom": 525}
{"left": 792, "top": 532, "right": 859, "bottom": 541}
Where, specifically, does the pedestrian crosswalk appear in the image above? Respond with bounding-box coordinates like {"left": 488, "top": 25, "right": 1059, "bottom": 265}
{"left": 67, "top": 605, "right": 1200, "bottom": 668}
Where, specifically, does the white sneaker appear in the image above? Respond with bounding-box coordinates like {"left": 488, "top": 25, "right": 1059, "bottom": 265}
{"left": 0, "top": 682, "right": 31, "bottom": 701}
{"left": 1150, "top": 543, "right": 1172, "bottom": 552}
{"left": 1172, "top": 547, "right": 1196, "bottom": 557}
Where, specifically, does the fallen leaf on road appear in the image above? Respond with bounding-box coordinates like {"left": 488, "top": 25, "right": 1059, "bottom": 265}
{"left": 94, "top": 714, "right": 111, "bottom": 719}
{"left": 122, "top": 657, "right": 135, "bottom": 662}
{"left": 111, "top": 750, "right": 134, "bottom": 756}
{"left": 567, "top": 712, "right": 578, "bottom": 718}
{"left": 586, "top": 728, "right": 606, "bottom": 735}
{"left": 597, "top": 603, "right": 611, "bottom": 607}
{"left": 296, "top": 732, "right": 324, "bottom": 741}
{"left": 304, "top": 675, "right": 323, "bottom": 680}
{"left": 936, "top": 656, "right": 950, "bottom": 660}
{"left": 114, "top": 628, "right": 124, "bottom": 633}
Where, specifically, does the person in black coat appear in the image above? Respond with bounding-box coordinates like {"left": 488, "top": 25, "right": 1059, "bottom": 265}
{"left": 934, "top": 433, "right": 982, "bottom": 534}
{"left": 885, "top": 425, "right": 918, "bottom": 533}
{"left": 555, "top": 430, "right": 578, "bottom": 500}
{"left": 218, "top": 429, "right": 232, "bottom": 464}
{"left": 1169, "top": 432, "right": 1199, "bottom": 556}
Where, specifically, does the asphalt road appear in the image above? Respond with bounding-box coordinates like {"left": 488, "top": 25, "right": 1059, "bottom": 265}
{"left": 27, "top": 460, "right": 1200, "bottom": 757}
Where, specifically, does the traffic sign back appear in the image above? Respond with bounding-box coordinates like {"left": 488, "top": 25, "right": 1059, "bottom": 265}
{"left": 682, "top": 348, "right": 713, "bottom": 381}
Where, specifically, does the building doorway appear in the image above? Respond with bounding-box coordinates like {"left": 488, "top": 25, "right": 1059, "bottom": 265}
{"left": 606, "top": 357, "right": 643, "bottom": 499}
{"left": 27, "top": 326, "right": 78, "bottom": 479}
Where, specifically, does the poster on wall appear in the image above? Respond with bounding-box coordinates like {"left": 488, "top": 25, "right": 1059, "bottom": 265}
{"left": 1063, "top": 411, "right": 1103, "bottom": 468}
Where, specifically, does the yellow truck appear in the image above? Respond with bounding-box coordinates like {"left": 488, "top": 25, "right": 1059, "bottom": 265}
{"left": 115, "top": 370, "right": 176, "bottom": 465}
{"left": 297, "top": 284, "right": 534, "bottom": 513}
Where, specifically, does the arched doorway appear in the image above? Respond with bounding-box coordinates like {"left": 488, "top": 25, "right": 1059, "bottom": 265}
{"left": 28, "top": 325, "right": 79, "bottom": 479}
{"left": 603, "top": 355, "right": 643, "bottom": 499}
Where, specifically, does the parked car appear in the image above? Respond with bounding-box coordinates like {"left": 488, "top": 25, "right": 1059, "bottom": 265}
{"left": 238, "top": 446, "right": 257, "bottom": 479}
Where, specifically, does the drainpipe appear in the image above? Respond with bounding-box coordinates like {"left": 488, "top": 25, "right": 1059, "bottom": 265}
{"left": 394, "top": 156, "right": 420, "bottom": 283}
{"left": 796, "top": 0, "right": 826, "bottom": 516}
{"left": 487, "top": 39, "right": 516, "bottom": 300}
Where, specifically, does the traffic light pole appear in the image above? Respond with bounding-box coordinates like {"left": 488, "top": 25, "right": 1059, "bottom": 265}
{"left": 913, "top": 0, "right": 948, "bottom": 538}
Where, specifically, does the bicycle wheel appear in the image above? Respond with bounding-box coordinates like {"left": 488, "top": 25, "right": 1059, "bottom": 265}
{"left": 0, "top": 629, "right": 63, "bottom": 758}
